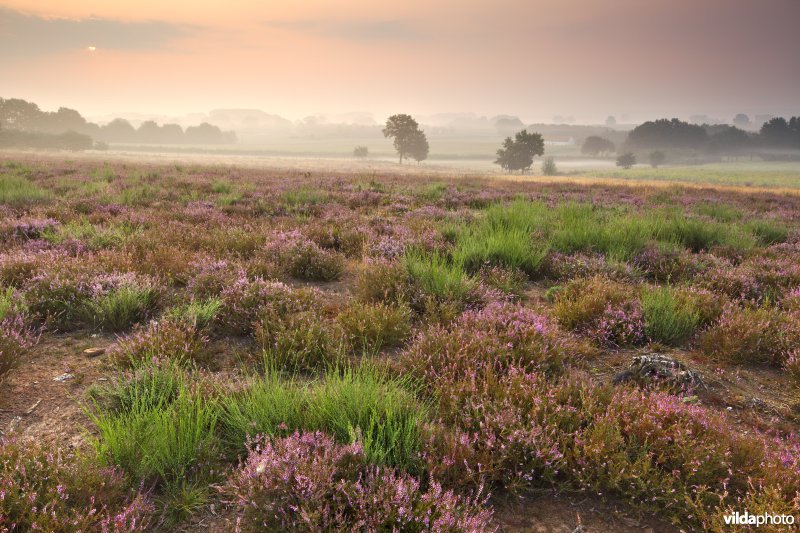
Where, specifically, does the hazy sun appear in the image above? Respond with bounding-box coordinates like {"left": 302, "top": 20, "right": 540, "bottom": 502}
{"left": 87, "top": 46, "right": 97, "bottom": 52}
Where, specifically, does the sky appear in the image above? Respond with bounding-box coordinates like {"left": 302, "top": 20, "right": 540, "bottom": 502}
{"left": 1, "top": 0, "right": 798, "bottom": 123}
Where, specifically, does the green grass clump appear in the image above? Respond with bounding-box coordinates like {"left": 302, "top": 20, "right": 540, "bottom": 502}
{"left": 0, "top": 173, "right": 50, "bottom": 205}
{"left": 87, "top": 284, "right": 159, "bottom": 332}
{"left": 256, "top": 311, "right": 345, "bottom": 372}
{"left": 219, "top": 365, "right": 427, "bottom": 471}
{"left": 282, "top": 187, "right": 328, "bottom": 207}
{"left": 745, "top": 219, "right": 789, "bottom": 245}
{"left": 641, "top": 286, "right": 700, "bottom": 345}
{"left": 307, "top": 367, "right": 426, "bottom": 472}
{"left": 404, "top": 248, "right": 473, "bottom": 302}
{"left": 165, "top": 298, "right": 222, "bottom": 330}
{"left": 218, "top": 368, "right": 306, "bottom": 452}
{"left": 0, "top": 287, "right": 17, "bottom": 321}
{"left": 695, "top": 203, "right": 743, "bottom": 222}
{"left": 88, "top": 369, "right": 218, "bottom": 487}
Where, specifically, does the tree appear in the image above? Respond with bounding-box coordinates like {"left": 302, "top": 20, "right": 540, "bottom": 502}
{"left": 733, "top": 113, "right": 751, "bottom": 128}
{"left": 383, "top": 114, "right": 427, "bottom": 164}
{"left": 353, "top": 145, "right": 369, "bottom": 158}
{"left": 605, "top": 116, "right": 617, "bottom": 127}
{"left": 625, "top": 118, "right": 709, "bottom": 150}
{"left": 617, "top": 152, "right": 636, "bottom": 169}
{"left": 408, "top": 130, "right": 429, "bottom": 163}
{"left": 581, "top": 135, "right": 615, "bottom": 156}
{"left": 494, "top": 129, "right": 545, "bottom": 173}
{"left": 542, "top": 157, "right": 558, "bottom": 176}
{"left": 648, "top": 150, "right": 666, "bottom": 168}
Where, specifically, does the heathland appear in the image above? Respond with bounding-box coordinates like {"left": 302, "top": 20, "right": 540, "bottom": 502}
{"left": 1, "top": 155, "right": 799, "bottom": 531}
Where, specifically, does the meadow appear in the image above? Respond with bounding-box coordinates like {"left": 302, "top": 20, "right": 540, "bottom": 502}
{"left": 1, "top": 155, "right": 799, "bottom": 531}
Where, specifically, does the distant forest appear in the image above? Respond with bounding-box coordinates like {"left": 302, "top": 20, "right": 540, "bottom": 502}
{"left": 0, "top": 98, "right": 237, "bottom": 150}
{"left": 623, "top": 117, "right": 800, "bottom": 159}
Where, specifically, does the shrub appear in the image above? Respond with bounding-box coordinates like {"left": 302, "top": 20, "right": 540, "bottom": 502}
{"left": 24, "top": 269, "right": 94, "bottom": 330}
{"left": 400, "top": 302, "right": 571, "bottom": 405}
{"left": 699, "top": 306, "right": 800, "bottom": 365}
{"left": 0, "top": 437, "right": 152, "bottom": 531}
{"left": 0, "top": 315, "right": 38, "bottom": 381}
{"left": 641, "top": 286, "right": 700, "bottom": 345}
{"left": 337, "top": 301, "right": 412, "bottom": 353}
{"left": 219, "top": 277, "right": 319, "bottom": 335}
{"left": 110, "top": 319, "right": 209, "bottom": 367}
{"left": 552, "top": 276, "right": 644, "bottom": 346}
{"left": 255, "top": 310, "right": 344, "bottom": 372}
{"left": 353, "top": 259, "right": 410, "bottom": 305}
{"left": 264, "top": 230, "right": 345, "bottom": 281}
{"left": 186, "top": 260, "right": 241, "bottom": 299}
{"left": 220, "top": 432, "right": 493, "bottom": 531}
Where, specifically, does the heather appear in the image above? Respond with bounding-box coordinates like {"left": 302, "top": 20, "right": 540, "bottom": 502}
{"left": 2, "top": 158, "right": 800, "bottom": 530}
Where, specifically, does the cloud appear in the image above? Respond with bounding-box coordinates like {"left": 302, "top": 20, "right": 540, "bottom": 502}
{"left": 264, "top": 18, "right": 428, "bottom": 43}
{"left": 0, "top": 7, "right": 194, "bottom": 59}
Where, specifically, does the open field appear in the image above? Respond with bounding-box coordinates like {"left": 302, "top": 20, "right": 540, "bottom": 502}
{"left": 1, "top": 155, "right": 800, "bottom": 531}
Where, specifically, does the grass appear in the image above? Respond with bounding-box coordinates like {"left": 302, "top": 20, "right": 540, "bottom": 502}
{"left": 0, "top": 173, "right": 51, "bottom": 205}
{"left": 404, "top": 248, "right": 473, "bottom": 301}
{"left": 87, "top": 284, "right": 159, "bottom": 332}
{"left": 165, "top": 298, "right": 222, "bottom": 329}
{"left": 641, "top": 286, "right": 700, "bottom": 345}
{"left": 0, "top": 287, "right": 16, "bottom": 321}
{"left": 218, "top": 364, "right": 426, "bottom": 471}
{"left": 88, "top": 367, "right": 218, "bottom": 486}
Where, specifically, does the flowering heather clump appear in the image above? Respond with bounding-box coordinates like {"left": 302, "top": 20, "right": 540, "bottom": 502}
{"left": 262, "top": 230, "right": 346, "bottom": 281}
{"left": 698, "top": 255, "right": 800, "bottom": 304}
{"left": 783, "top": 286, "right": 800, "bottom": 312}
{"left": 221, "top": 432, "right": 494, "bottom": 532}
{"left": 551, "top": 276, "right": 645, "bottom": 347}
{"left": 336, "top": 301, "right": 412, "bottom": 353}
{"left": 110, "top": 319, "right": 209, "bottom": 367}
{"left": 0, "top": 315, "right": 39, "bottom": 380}
{"left": 700, "top": 305, "right": 800, "bottom": 365}
{"left": 0, "top": 248, "right": 66, "bottom": 287}
{"left": 185, "top": 259, "right": 242, "bottom": 299}
{"left": 0, "top": 437, "right": 153, "bottom": 531}
{"left": 784, "top": 350, "right": 800, "bottom": 385}
{"left": 8, "top": 217, "right": 59, "bottom": 240}
{"left": 255, "top": 310, "right": 344, "bottom": 371}
{"left": 24, "top": 268, "right": 96, "bottom": 329}
{"left": 353, "top": 258, "right": 411, "bottom": 305}
{"left": 541, "top": 252, "right": 634, "bottom": 282}
{"left": 401, "top": 302, "right": 571, "bottom": 389}
{"left": 219, "top": 276, "right": 320, "bottom": 335}
{"left": 304, "top": 220, "right": 367, "bottom": 258}
{"left": 631, "top": 243, "right": 698, "bottom": 282}
{"left": 586, "top": 301, "right": 645, "bottom": 347}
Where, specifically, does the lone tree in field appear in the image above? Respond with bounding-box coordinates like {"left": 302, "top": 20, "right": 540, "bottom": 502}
{"left": 616, "top": 152, "right": 636, "bottom": 169}
{"left": 383, "top": 114, "right": 427, "bottom": 164}
{"left": 408, "top": 130, "right": 429, "bottom": 163}
{"left": 494, "top": 129, "right": 544, "bottom": 174}
{"left": 649, "top": 150, "right": 666, "bottom": 168}
{"left": 353, "top": 145, "right": 369, "bottom": 158}
{"left": 581, "top": 135, "right": 616, "bottom": 156}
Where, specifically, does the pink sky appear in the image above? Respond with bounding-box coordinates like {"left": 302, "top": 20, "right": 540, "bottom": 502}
{"left": 1, "top": 0, "right": 798, "bottom": 122}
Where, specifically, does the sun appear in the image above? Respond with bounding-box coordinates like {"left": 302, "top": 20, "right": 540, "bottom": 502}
{"left": 87, "top": 46, "right": 97, "bottom": 52}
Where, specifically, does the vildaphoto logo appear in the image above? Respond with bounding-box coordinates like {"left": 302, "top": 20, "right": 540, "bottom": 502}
{"left": 723, "top": 511, "right": 795, "bottom": 527}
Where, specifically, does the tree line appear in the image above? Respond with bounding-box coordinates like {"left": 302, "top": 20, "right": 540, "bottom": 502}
{"left": 582, "top": 116, "right": 800, "bottom": 160}
{"left": 0, "top": 98, "right": 237, "bottom": 149}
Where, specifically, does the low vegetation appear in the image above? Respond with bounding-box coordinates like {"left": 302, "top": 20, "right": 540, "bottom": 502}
{"left": 1, "top": 158, "right": 799, "bottom": 530}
